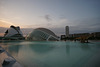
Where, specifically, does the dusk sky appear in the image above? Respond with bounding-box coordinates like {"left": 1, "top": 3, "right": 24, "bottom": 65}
{"left": 0, "top": 0, "right": 100, "bottom": 35}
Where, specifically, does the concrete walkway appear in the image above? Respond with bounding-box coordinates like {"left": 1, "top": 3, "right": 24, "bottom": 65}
{"left": 0, "top": 46, "right": 23, "bottom": 67}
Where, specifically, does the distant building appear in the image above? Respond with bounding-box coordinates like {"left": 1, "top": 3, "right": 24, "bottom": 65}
{"left": 73, "top": 33, "right": 90, "bottom": 38}
{"left": 69, "top": 34, "right": 74, "bottom": 38}
{"left": 65, "top": 26, "right": 69, "bottom": 37}
{"left": 26, "top": 28, "right": 59, "bottom": 41}
{"left": 91, "top": 32, "right": 100, "bottom": 37}
{"left": 3, "top": 25, "right": 24, "bottom": 40}
{"left": 68, "top": 32, "right": 100, "bottom": 40}
{"left": 60, "top": 35, "right": 66, "bottom": 40}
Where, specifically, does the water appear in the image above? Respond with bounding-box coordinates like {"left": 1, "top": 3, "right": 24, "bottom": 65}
{"left": 0, "top": 41, "right": 100, "bottom": 67}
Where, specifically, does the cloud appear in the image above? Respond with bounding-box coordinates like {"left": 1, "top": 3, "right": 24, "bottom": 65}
{"left": 0, "top": 20, "right": 14, "bottom": 27}
{"left": 49, "top": 27, "right": 65, "bottom": 36}
{"left": 69, "top": 17, "right": 100, "bottom": 33}
{"left": 0, "top": 27, "right": 7, "bottom": 33}
{"left": 60, "top": 18, "right": 68, "bottom": 23}
{"left": 48, "top": 17, "right": 100, "bottom": 35}
{"left": 44, "top": 15, "right": 52, "bottom": 22}
{"left": 22, "top": 24, "right": 42, "bottom": 28}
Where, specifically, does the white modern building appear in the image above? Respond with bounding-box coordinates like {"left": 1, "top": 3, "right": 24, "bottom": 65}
{"left": 26, "top": 28, "right": 59, "bottom": 41}
{"left": 3, "top": 25, "right": 24, "bottom": 40}
{"left": 65, "top": 26, "right": 69, "bottom": 37}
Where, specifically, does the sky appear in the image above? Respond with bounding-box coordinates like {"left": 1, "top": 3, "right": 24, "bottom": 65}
{"left": 0, "top": 0, "right": 100, "bottom": 35}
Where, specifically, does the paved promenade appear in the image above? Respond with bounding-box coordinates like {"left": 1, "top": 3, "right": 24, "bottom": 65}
{"left": 0, "top": 46, "right": 23, "bottom": 67}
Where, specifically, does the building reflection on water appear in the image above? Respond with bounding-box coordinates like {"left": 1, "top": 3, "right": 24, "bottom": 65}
{"left": 29, "top": 44, "right": 55, "bottom": 54}
{"left": 0, "top": 41, "right": 100, "bottom": 67}
{"left": 80, "top": 43, "right": 90, "bottom": 50}
{"left": 0, "top": 41, "right": 93, "bottom": 57}
{"left": 66, "top": 45, "right": 70, "bottom": 55}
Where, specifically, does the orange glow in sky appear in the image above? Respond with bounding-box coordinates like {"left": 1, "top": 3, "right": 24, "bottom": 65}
{"left": 0, "top": 33, "right": 4, "bottom": 36}
{"left": 0, "top": 0, "right": 100, "bottom": 34}
{"left": 0, "top": 20, "right": 14, "bottom": 28}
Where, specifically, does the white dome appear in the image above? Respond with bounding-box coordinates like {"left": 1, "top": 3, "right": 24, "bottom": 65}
{"left": 26, "top": 28, "right": 59, "bottom": 41}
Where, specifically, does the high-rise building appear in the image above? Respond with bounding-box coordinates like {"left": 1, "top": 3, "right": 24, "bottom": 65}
{"left": 65, "top": 26, "right": 69, "bottom": 37}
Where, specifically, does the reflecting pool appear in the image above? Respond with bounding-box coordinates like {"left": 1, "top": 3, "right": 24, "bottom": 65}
{"left": 0, "top": 41, "right": 100, "bottom": 67}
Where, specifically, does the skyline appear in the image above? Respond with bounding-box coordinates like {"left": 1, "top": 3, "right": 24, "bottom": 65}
{"left": 0, "top": 0, "right": 100, "bottom": 35}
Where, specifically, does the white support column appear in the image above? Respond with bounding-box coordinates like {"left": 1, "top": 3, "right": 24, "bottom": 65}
{"left": 46, "top": 35, "right": 51, "bottom": 41}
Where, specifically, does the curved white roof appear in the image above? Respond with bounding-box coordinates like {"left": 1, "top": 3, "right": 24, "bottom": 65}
{"left": 4, "top": 25, "right": 23, "bottom": 37}
{"left": 27, "top": 28, "right": 59, "bottom": 41}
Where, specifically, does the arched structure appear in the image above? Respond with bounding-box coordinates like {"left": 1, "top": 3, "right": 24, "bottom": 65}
{"left": 26, "top": 28, "right": 59, "bottom": 41}
{"left": 3, "top": 25, "right": 24, "bottom": 40}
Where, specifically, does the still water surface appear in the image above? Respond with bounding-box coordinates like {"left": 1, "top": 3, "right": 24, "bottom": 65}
{"left": 0, "top": 41, "right": 100, "bottom": 67}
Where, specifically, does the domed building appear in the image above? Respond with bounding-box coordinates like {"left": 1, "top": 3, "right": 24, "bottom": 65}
{"left": 26, "top": 28, "right": 59, "bottom": 41}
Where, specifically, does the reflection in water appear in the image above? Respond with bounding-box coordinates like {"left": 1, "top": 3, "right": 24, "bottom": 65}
{"left": 8, "top": 45, "right": 20, "bottom": 53}
{"left": 29, "top": 44, "right": 55, "bottom": 53}
{"left": 66, "top": 45, "right": 70, "bottom": 55}
{"left": 0, "top": 41, "right": 22, "bottom": 58}
{"left": 0, "top": 41, "right": 100, "bottom": 67}
{"left": 8, "top": 45, "right": 20, "bottom": 57}
{"left": 80, "top": 43, "right": 90, "bottom": 50}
